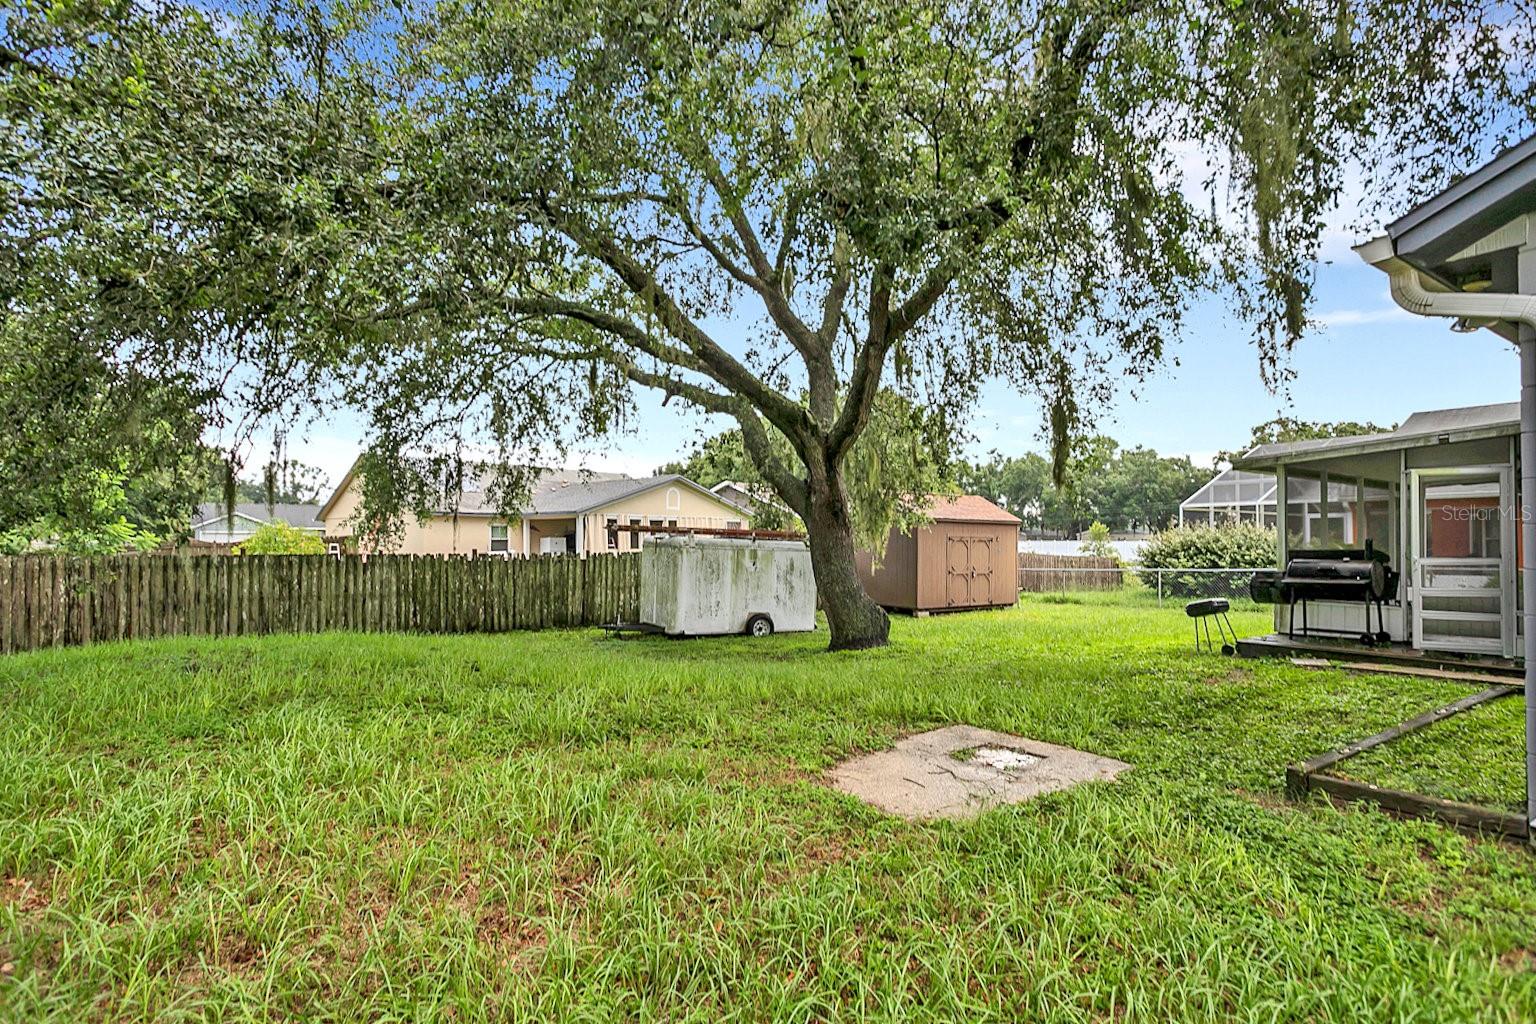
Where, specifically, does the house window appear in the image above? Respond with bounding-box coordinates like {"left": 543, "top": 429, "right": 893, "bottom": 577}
{"left": 629, "top": 516, "right": 642, "bottom": 549}
{"left": 665, "top": 487, "right": 681, "bottom": 511}
{"left": 489, "top": 523, "right": 509, "bottom": 554}
{"left": 726, "top": 520, "right": 743, "bottom": 531}
{"left": 606, "top": 516, "right": 619, "bottom": 550}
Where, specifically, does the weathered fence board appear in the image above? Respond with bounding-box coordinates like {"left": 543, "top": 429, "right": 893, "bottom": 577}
{"left": 0, "top": 553, "right": 642, "bottom": 654}
{"left": 1016, "top": 552, "right": 1123, "bottom": 592}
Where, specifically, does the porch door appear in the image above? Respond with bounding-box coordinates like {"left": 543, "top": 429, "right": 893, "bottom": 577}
{"left": 1410, "top": 466, "right": 1516, "bottom": 657}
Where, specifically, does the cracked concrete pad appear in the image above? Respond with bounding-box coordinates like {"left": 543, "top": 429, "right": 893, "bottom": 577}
{"left": 829, "top": 725, "right": 1131, "bottom": 821}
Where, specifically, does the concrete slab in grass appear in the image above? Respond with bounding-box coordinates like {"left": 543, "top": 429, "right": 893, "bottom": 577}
{"left": 829, "top": 724, "right": 1131, "bottom": 821}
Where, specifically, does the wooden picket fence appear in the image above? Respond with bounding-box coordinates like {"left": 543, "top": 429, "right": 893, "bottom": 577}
{"left": 0, "top": 553, "right": 641, "bottom": 654}
{"left": 1016, "top": 552, "right": 1123, "bottom": 592}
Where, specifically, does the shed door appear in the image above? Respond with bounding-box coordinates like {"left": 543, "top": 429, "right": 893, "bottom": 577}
{"left": 945, "top": 536, "right": 995, "bottom": 607}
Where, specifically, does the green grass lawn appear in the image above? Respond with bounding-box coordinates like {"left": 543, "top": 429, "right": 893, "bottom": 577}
{"left": 1339, "top": 692, "right": 1528, "bottom": 814}
{"left": 1, "top": 596, "right": 1533, "bottom": 1022}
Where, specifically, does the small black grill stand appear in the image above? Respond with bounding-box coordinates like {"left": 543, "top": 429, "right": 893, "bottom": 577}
{"left": 1185, "top": 598, "right": 1236, "bottom": 655}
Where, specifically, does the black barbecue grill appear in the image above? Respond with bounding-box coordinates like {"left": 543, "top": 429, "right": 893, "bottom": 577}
{"left": 1248, "top": 543, "right": 1399, "bottom": 645}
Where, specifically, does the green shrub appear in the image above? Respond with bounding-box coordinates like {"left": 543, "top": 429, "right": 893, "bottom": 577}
{"left": 1078, "top": 520, "right": 1119, "bottom": 562}
{"left": 1136, "top": 524, "right": 1276, "bottom": 598}
{"left": 235, "top": 521, "right": 326, "bottom": 555}
{"left": 0, "top": 517, "right": 159, "bottom": 555}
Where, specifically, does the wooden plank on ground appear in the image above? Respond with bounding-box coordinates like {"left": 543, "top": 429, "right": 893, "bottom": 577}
{"left": 1339, "top": 660, "right": 1521, "bottom": 687}
{"left": 1287, "top": 684, "right": 1519, "bottom": 789}
{"left": 1303, "top": 772, "right": 1527, "bottom": 839}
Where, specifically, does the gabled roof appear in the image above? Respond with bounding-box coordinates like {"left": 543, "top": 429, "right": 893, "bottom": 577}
{"left": 927, "top": 494, "right": 1021, "bottom": 525}
{"left": 318, "top": 458, "right": 748, "bottom": 521}
{"left": 1388, "top": 135, "right": 1536, "bottom": 271}
{"left": 192, "top": 502, "right": 325, "bottom": 530}
{"left": 1233, "top": 402, "right": 1518, "bottom": 469}
{"left": 1179, "top": 469, "right": 1277, "bottom": 511}
{"left": 525, "top": 474, "right": 746, "bottom": 516}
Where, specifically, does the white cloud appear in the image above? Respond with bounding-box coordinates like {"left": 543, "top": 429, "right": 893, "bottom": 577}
{"left": 1312, "top": 306, "right": 1413, "bottom": 328}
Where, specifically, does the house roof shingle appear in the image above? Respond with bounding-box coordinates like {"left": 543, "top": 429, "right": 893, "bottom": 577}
{"left": 319, "top": 458, "right": 750, "bottom": 521}
{"left": 193, "top": 502, "right": 325, "bottom": 530}
{"left": 451, "top": 470, "right": 745, "bottom": 516}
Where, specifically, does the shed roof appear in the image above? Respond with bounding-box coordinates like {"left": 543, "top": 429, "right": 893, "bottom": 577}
{"left": 1233, "top": 402, "right": 1518, "bottom": 470}
{"left": 927, "top": 494, "right": 1021, "bottom": 525}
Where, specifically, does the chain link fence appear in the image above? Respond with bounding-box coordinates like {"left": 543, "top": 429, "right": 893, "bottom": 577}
{"left": 1017, "top": 565, "right": 1273, "bottom": 607}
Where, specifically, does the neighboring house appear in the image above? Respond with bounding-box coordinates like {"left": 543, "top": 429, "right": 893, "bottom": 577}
{"left": 189, "top": 502, "right": 325, "bottom": 544}
{"left": 319, "top": 463, "right": 752, "bottom": 557}
{"left": 710, "top": 479, "right": 792, "bottom": 518}
{"left": 1177, "top": 469, "right": 1279, "bottom": 529}
{"left": 710, "top": 480, "right": 759, "bottom": 509}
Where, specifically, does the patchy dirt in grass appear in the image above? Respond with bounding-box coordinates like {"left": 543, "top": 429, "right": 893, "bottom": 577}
{"left": 1498, "top": 946, "right": 1536, "bottom": 973}
{"left": 1200, "top": 667, "right": 1253, "bottom": 687}
{"left": 2, "top": 876, "right": 52, "bottom": 915}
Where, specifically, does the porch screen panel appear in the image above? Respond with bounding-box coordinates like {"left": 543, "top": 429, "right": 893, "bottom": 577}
{"left": 1422, "top": 480, "right": 1502, "bottom": 559}
{"left": 1362, "top": 481, "right": 1396, "bottom": 563}
{"left": 1285, "top": 471, "right": 1322, "bottom": 550}
{"left": 1320, "top": 477, "right": 1359, "bottom": 549}
{"left": 1417, "top": 475, "right": 1507, "bottom": 655}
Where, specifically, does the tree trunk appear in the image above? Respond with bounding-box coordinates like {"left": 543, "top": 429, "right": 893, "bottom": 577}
{"left": 804, "top": 467, "right": 889, "bottom": 651}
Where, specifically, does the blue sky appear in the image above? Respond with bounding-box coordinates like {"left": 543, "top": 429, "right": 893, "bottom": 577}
{"left": 967, "top": 251, "right": 1521, "bottom": 469}
{"left": 265, "top": 231, "right": 1521, "bottom": 496}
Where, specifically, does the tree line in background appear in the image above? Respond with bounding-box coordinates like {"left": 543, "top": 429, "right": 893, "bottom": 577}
{"left": 0, "top": 339, "right": 331, "bottom": 555}
{"left": 959, "top": 437, "right": 1206, "bottom": 537}
{"left": 957, "top": 415, "right": 1391, "bottom": 539}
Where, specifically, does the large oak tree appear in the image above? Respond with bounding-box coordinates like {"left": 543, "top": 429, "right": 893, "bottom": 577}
{"left": 4, "top": 0, "right": 1533, "bottom": 647}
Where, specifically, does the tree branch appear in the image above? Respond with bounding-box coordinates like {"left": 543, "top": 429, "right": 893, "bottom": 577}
{"left": 826, "top": 266, "right": 894, "bottom": 459}
{"left": 695, "top": 167, "right": 824, "bottom": 362}
{"left": 498, "top": 289, "right": 811, "bottom": 514}
{"left": 823, "top": 8, "right": 1128, "bottom": 461}
{"left": 548, "top": 206, "right": 817, "bottom": 444}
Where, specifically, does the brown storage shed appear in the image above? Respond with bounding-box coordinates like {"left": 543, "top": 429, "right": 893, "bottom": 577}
{"left": 855, "top": 495, "right": 1021, "bottom": 613}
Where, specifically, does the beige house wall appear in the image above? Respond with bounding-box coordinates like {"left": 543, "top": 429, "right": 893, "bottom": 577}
{"left": 581, "top": 484, "right": 749, "bottom": 555}
{"left": 321, "top": 477, "right": 747, "bottom": 556}
{"left": 321, "top": 481, "right": 527, "bottom": 556}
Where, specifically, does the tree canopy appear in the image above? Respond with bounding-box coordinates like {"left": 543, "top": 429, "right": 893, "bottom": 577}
{"left": 0, "top": 321, "right": 206, "bottom": 551}
{"left": 4, "top": 0, "right": 1531, "bottom": 646}
{"left": 1215, "top": 415, "right": 1394, "bottom": 467}
{"left": 960, "top": 437, "right": 1206, "bottom": 535}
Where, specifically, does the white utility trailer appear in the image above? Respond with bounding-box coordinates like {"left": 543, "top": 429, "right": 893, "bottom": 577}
{"left": 638, "top": 535, "right": 816, "bottom": 637}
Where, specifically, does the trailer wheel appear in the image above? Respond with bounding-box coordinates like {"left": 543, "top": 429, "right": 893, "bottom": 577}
{"left": 745, "top": 614, "right": 774, "bottom": 638}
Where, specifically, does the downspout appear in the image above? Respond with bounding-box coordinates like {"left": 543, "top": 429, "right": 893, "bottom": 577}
{"left": 1357, "top": 237, "right": 1536, "bottom": 839}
